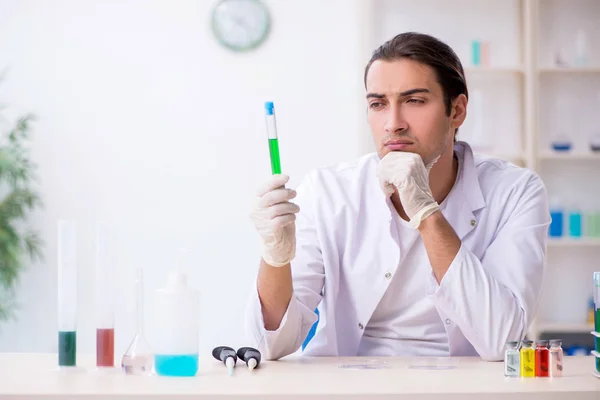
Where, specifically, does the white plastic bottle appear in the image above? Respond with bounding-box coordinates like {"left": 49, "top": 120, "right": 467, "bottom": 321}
{"left": 154, "top": 270, "right": 199, "bottom": 377}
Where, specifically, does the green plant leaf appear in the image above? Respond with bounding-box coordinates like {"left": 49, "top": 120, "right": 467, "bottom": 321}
{"left": 0, "top": 240, "right": 21, "bottom": 289}
{"left": 24, "top": 231, "right": 43, "bottom": 262}
{"left": 0, "top": 109, "right": 43, "bottom": 322}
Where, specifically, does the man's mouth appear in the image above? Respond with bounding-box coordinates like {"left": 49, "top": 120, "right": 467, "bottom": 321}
{"left": 385, "top": 140, "right": 414, "bottom": 151}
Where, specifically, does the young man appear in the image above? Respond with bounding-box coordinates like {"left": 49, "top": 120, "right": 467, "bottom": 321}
{"left": 246, "top": 32, "right": 550, "bottom": 361}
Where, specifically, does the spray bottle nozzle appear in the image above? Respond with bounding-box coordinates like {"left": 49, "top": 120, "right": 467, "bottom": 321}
{"left": 167, "top": 247, "right": 192, "bottom": 288}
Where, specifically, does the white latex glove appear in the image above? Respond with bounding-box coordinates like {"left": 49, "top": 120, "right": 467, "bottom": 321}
{"left": 377, "top": 152, "right": 440, "bottom": 229}
{"left": 250, "top": 174, "right": 299, "bottom": 267}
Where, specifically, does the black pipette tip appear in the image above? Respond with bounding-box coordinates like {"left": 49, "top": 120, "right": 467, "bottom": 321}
{"left": 212, "top": 346, "right": 237, "bottom": 376}
{"left": 237, "top": 347, "right": 261, "bottom": 371}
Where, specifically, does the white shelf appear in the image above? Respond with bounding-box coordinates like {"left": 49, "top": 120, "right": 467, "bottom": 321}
{"left": 464, "top": 67, "right": 524, "bottom": 74}
{"left": 539, "top": 151, "right": 600, "bottom": 160}
{"left": 547, "top": 237, "right": 600, "bottom": 247}
{"left": 536, "top": 323, "right": 594, "bottom": 333}
{"left": 538, "top": 67, "right": 600, "bottom": 74}
{"left": 476, "top": 152, "right": 524, "bottom": 161}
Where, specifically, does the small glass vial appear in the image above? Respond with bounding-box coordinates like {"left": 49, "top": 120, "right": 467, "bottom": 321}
{"left": 520, "top": 340, "right": 535, "bottom": 377}
{"left": 504, "top": 341, "right": 520, "bottom": 377}
{"left": 549, "top": 339, "right": 563, "bottom": 377}
{"left": 535, "top": 340, "right": 549, "bottom": 377}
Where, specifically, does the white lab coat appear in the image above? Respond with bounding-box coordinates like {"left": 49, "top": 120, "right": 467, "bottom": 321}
{"left": 245, "top": 141, "right": 550, "bottom": 361}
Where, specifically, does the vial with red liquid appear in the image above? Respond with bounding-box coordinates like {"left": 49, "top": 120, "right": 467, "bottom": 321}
{"left": 535, "top": 340, "right": 549, "bottom": 377}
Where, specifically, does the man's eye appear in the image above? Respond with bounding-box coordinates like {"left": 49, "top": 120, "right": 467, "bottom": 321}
{"left": 407, "top": 99, "right": 425, "bottom": 104}
{"left": 369, "top": 102, "right": 383, "bottom": 109}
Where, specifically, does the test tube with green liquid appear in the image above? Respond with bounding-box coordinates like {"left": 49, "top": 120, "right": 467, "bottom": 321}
{"left": 57, "top": 220, "right": 77, "bottom": 367}
{"left": 264, "top": 101, "right": 281, "bottom": 174}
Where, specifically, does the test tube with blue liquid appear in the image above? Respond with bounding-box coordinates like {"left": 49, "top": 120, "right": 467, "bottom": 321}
{"left": 265, "top": 101, "right": 281, "bottom": 175}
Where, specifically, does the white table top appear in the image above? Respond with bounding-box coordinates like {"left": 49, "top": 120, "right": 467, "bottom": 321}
{"left": 0, "top": 353, "right": 598, "bottom": 399}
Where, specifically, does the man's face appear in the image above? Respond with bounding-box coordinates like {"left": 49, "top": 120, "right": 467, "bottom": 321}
{"left": 365, "top": 58, "right": 463, "bottom": 165}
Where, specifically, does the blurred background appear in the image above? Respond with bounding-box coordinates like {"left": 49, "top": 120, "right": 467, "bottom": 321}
{"left": 0, "top": 0, "right": 598, "bottom": 360}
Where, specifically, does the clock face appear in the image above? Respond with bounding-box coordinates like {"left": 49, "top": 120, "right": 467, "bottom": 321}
{"left": 211, "top": 0, "right": 271, "bottom": 52}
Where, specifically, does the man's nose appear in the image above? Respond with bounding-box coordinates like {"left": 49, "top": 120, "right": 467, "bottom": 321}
{"left": 384, "top": 105, "right": 408, "bottom": 133}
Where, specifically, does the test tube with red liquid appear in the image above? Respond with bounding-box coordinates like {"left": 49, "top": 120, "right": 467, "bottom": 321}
{"left": 95, "top": 223, "right": 115, "bottom": 368}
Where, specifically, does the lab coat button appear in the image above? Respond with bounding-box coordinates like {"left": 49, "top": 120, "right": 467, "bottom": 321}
{"left": 358, "top": 322, "right": 364, "bottom": 330}
{"left": 385, "top": 272, "right": 392, "bottom": 279}
{"left": 470, "top": 219, "right": 477, "bottom": 227}
{"left": 445, "top": 319, "right": 452, "bottom": 325}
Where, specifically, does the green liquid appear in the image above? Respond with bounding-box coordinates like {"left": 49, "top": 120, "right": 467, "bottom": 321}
{"left": 268, "top": 138, "right": 281, "bottom": 174}
{"left": 58, "top": 331, "right": 76, "bottom": 366}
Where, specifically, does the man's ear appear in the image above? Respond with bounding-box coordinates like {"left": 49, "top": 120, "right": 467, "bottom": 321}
{"left": 451, "top": 94, "right": 468, "bottom": 129}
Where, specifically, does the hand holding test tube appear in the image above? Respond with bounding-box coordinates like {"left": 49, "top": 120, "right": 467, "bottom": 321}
{"left": 249, "top": 101, "right": 299, "bottom": 267}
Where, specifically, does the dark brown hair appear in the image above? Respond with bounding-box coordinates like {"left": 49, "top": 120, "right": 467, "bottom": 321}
{"left": 364, "top": 32, "right": 468, "bottom": 117}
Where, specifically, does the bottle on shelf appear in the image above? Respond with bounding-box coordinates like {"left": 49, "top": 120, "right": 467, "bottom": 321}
{"left": 549, "top": 197, "right": 564, "bottom": 238}
{"left": 591, "top": 92, "right": 600, "bottom": 153}
{"left": 551, "top": 97, "right": 573, "bottom": 152}
{"left": 568, "top": 205, "right": 582, "bottom": 238}
{"left": 574, "top": 29, "right": 589, "bottom": 67}
{"left": 550, "top": 135, "right": 572, "bottom": 152}
{"left": 591, "top": 134, "right": 600, "bottom": 153}
{"left": 585, "top": 208, "right": 600, "bottom": 238}
{"left": 471, "top": 40, "right": 481, "bottom": 66}
{"left": 554, "top": 47, "right": 568, "bottom": 67}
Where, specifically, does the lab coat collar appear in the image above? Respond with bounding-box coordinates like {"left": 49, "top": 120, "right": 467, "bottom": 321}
{"left": 452, "top": 141, "right": 486, "bottom": 211}
{"left": 441, "top": 141, "right": 486, "bottom": 239}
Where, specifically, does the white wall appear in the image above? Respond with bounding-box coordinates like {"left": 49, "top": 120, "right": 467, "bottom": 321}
{"left": 0, "top": 0, "right": 371, "bottom": 355}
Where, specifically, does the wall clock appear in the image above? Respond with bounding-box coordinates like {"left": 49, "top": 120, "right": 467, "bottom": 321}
{"left": 211, "top": 0, "right": 271, "bottom": 52}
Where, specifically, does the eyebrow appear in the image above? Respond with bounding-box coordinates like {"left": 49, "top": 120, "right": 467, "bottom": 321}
{"left": 366, "top": 88, "right": 431, "bottom": 99}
